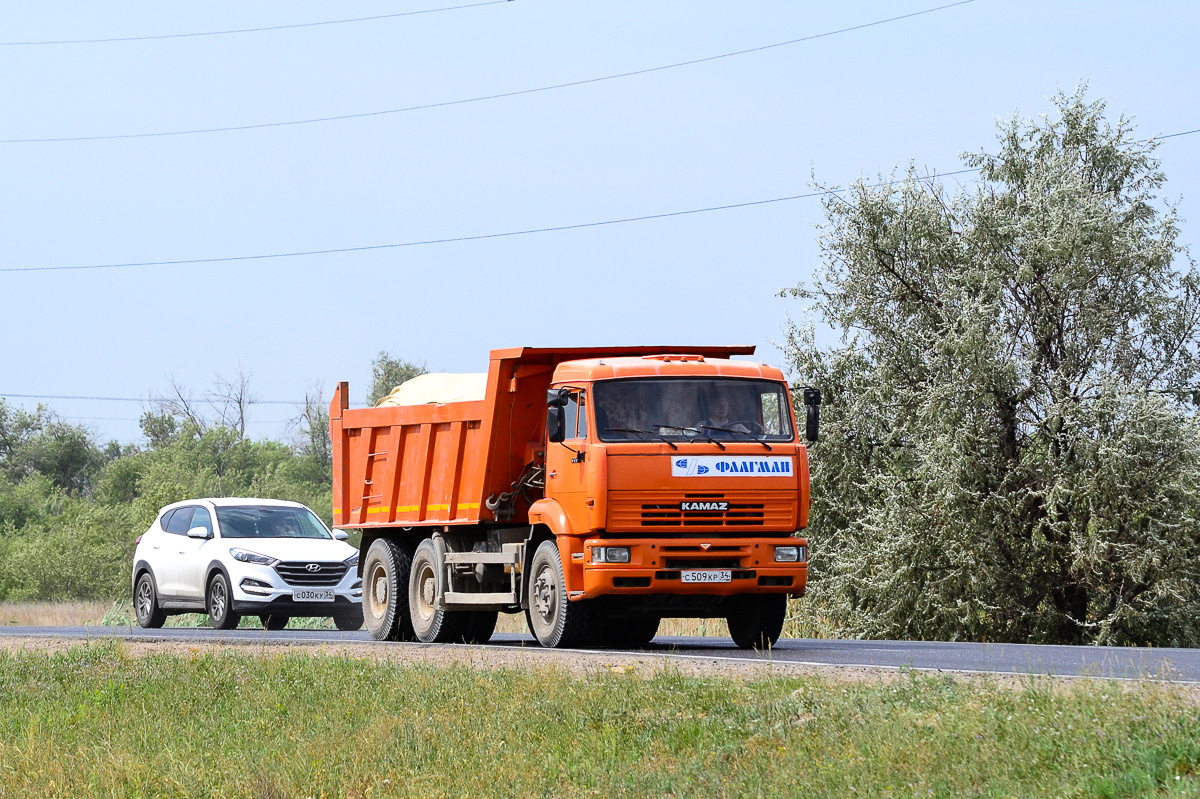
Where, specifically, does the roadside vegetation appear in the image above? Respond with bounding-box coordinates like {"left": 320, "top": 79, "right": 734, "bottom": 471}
{"left": 785, "top": 87, "right": 1200, "bottom": 647}
{"left": 0, "top": 354, "right": 420, "bottom": 606}
{"left": 0, "top": 642, "right": 1197, "bottom": 798}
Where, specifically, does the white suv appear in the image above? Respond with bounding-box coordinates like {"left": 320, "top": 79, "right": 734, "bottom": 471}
{"left": 131, "top": 498, "right": 363, "bottom": 631}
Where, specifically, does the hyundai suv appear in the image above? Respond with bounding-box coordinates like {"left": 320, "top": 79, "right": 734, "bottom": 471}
{"left": 132, "top": 498, "right": 363, "bottom": 630}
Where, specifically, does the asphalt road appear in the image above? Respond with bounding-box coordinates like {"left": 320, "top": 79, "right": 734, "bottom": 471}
{"left": 3, "top": 625, "right": 1197, "bottom": 682}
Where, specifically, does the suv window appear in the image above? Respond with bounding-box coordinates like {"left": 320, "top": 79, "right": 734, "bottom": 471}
{"left": 159, "top": 509, "right": 176, "bottom": 531}
{"left": 190, "top": 506, "right": 214, "bottom": 536}
{"left": 164, "top": 507, "right": 195, "bottom": 535}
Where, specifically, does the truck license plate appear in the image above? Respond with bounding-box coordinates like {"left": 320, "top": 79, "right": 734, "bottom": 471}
{"left": 293, "top": 589, "right": 335, "bottom": 602}
{"left": 681, "top": 570, "right": 731, "bottom": 583}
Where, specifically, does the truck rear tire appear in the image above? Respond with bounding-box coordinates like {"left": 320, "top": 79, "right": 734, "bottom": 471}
{"left": 460, "top": 610, "right": 498, "bottom": 644}
{"left": 525, "top": 540, "right": 596, "bottom": 648}
{"left": 726, "top": 595, "right": 787, "bottom": 650}
{"left": 409, "top": 539, "right": 468, "bottom": 644}
{"left": 363, "top": 538, "right": 416, "bottom": 642}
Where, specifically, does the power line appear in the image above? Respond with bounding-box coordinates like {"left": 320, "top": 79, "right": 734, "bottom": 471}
{"left": 0, "top": 127, "right": 1190, "bottom": 276}
{"left": 1, "top": 1, "right": 978, "bottom": 144}
{"left": 0, "top": 1, "right": 509, "bottom": 46}
{"left": 0, "top": 393, "right": 303, "bottom": 405}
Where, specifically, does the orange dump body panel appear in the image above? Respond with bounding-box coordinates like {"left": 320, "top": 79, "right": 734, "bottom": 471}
{"left": 330, "top": 345, "right": 760, "bottom": 530}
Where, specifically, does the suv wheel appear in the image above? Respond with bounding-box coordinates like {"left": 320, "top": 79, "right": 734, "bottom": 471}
{"left": 207, "top": 572, "right": 241, "bottom": 630}
{"left": 134, "top": 572, "right": 167, "bottom": 629}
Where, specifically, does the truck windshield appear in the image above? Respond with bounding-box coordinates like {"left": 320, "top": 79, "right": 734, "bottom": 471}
{"left": 216, "top": 506, "right": 332, "bottom": 539}
{"left": 593, "top": 379, "right": 794, "bottom": 443}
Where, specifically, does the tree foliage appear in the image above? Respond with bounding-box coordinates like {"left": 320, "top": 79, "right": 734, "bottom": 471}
{"left": 785, "top": 88, "right": 1200, "bottom": 646}
{"left": 368, "top": 351, "right": 427, "bottom": 406}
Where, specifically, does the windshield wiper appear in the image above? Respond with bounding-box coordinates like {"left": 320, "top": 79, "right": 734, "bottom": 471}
{"left": 653, "top": 423, "right": 725, "bottom": 450}
{"left": 699, "top": 424, "right": 773, "bottom": 451}
{"left": 603, "top": 427, "right": 678, "bottom": 450}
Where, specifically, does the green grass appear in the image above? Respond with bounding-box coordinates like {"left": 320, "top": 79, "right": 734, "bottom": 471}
{"left": 0, "top": 642, "right": 1198, "bottom": 798}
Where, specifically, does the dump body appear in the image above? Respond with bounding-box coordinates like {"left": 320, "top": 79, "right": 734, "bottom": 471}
{"left": 330, "top": 346, "right": 769, "bottom": 531}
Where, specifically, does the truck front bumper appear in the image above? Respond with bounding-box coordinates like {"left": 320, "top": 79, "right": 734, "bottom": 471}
{"left": 578, "top": 536, "right": 808, "bottom": 599}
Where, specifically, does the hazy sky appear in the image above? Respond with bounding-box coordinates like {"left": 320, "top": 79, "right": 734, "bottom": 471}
{"left": 2, "top": 1, "right": 1197, "bottom": 444}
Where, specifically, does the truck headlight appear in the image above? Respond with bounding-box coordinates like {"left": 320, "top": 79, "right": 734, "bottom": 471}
{"left": 592, "top": 546, "right": 630, "bottom": 564}
{"left": 774, "top": 546, "right": 799, "bottom": 562}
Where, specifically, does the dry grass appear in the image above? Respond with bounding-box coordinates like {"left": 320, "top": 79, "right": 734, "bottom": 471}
{"left": 0, "top": 600, "right": 110, "bottom": 627}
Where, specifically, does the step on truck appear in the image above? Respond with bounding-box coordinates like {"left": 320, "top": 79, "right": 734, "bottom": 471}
{"left": 330, "top": 346, "right": 820, "bottom": 649}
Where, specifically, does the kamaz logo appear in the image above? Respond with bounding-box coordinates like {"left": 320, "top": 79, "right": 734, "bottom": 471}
{"left": 681, "top": 501, "right": 728, "bottom": 512}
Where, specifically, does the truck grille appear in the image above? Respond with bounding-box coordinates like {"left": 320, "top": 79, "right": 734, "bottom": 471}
{"left": 274, "top": 562, "right": 348, "bottom": 587}
{"left": 607, "top": 492, "right": 796, "bottom": 532}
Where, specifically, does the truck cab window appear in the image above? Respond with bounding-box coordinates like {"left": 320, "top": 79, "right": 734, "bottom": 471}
{"left": 563, "top": 390, "right": 586, "bottom": 440}
{"left": 576, "top": 392, "right": 588, "bottom": 439}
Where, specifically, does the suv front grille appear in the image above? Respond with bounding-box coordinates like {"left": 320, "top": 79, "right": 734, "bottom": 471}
{"left": 274, "top": 561, "right": 347, "bottom": 587}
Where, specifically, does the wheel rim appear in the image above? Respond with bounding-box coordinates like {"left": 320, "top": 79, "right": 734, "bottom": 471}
{"left": 413, "top": 561, "right": 436, "bottom": 625}
{"left": 136, "top": 579, "right": 152, "bottom": 620}
{"left": 531, "top": 563, "right": 558, "bottom": 634}
{"left": 210, "top": 580, "right": 226, "bottom": 620}
{"left": 367, "top": 562, "right": 388, "bottom": 620}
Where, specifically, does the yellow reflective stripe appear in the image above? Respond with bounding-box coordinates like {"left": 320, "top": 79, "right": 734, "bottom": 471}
{"left": 355, "top": 502, "right": 481, "bottom": 515}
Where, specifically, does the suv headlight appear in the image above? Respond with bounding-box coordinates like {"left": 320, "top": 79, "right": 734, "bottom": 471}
{"left": 592, "top": 546, "right": 630, "bottom": 564}
{"left": 344, "top": 551, "right": 359, "bottom": 567}
{"left": 230, "top": 548, "right": 277, "bottom": 566}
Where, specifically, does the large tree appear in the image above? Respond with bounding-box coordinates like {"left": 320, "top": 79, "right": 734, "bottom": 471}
{"left": 785, "top": 87, "right": 1200, "bottom": 646}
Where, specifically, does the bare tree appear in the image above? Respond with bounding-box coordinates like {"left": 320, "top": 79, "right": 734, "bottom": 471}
{"left": 210, "top": 366, "right": 256, "bottom": 440}
{"left": 155, "top": 376, "right": 207, "bottom": 432}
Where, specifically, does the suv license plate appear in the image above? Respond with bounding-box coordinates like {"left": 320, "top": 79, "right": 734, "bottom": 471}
{"left": 681, "top": 570, "right": 731, "bottom": 584}
{"left": 293, "top": 589, "right": 335, "bottom": 602}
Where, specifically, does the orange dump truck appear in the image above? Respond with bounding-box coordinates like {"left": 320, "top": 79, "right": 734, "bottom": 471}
{"left": 330, "top": 346, "right": 820, "bottom": 649}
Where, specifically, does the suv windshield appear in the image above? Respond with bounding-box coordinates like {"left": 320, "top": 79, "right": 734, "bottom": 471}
{"left": 215, "top": 506, "right": 331, "bottom": 539}
{"left": 593, "top": 378, "right": 794, "bottom": 443}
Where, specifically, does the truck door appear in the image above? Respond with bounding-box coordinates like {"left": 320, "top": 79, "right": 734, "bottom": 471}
{"left": 546, "top": 388, "right": 590, "bottom": 529}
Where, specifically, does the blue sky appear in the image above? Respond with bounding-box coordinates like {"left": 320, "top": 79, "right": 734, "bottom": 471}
{"left": 1, "top": 0, "right": 1197, "bottom": 444}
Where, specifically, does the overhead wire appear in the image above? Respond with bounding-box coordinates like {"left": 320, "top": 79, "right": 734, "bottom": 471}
{"left": 5, "top": 120, "right": 1198, "bottom": 277}
{"left": 0, "top": 1, "right": 509, "bottom": 46}
{"left": 0, "top": 1, "right": 978, "bottom": 144}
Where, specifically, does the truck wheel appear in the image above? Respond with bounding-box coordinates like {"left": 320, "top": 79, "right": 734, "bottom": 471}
{"left": 334, "top": 607, "right": 364, "bottom": 631}
{"left": 409, "top": 539, "right": 468, "bottom": 643}
{"left": 363, "top": 538, "right": 416, "bottom": 642}
{"left": 134, "top": 572, "right": 167, "bottom": 629}
{"left": 460, "top": 610, "right": 498, "bottom": 644}
{"left": 259, "top": 614, "right": 289, "bottom": 630}
{"left": 207, "top": 572, "right": 241, "bottom": 630}
{"left": 726, "top": 595, "right": 787, "bottom": 650}
{"left": 525, "top": 540, "right": 596, "bottom": 648}
{"left": 602, "top": 616, "right": 660, "bottom": 648}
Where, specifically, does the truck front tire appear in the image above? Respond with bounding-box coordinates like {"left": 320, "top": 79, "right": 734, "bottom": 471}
{"left": 726, "top": 594, "right": 787, "bottom": 650}
{"left": 363, "top": 538, "right": 416, "bottom": 642}
{"left": 525, "top": 540, "right": 596, "bottom": 648}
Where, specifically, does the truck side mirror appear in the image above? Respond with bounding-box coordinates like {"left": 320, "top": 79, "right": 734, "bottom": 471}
{"left": 547, "top": 406, "right": 566, "bottom": 443}
{"left": 802, "top": 387, "right": 821, "bottom": 442}
{"left": 546, "top": 388, "right": 570, "bottom": 407}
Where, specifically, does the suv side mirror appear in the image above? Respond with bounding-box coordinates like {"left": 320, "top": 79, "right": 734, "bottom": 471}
{"left": 802, "top": 387, "right": 821, "bottom": 442}
{"left": 547, "top": 406, "right": 566, "bottom": 443}
{"left": 546, "top": 387, "right": 570, "bottom": 407}
{"left": 333, "top": 530, "right": 349, "bottom": 541}
{"left": 186, "top": 526, "right": 211, "bottom": 539}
